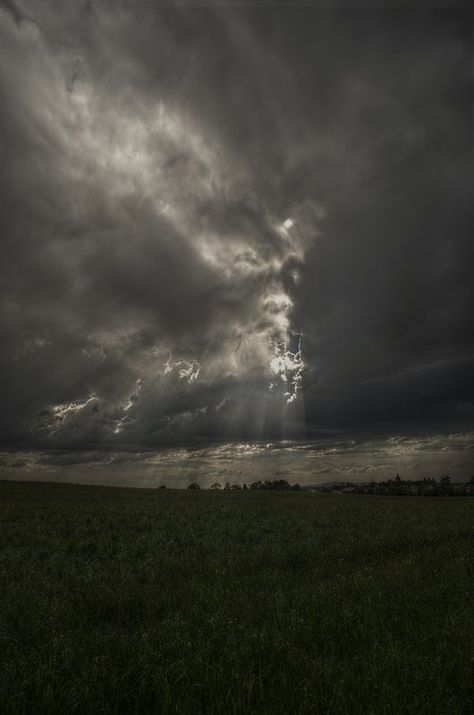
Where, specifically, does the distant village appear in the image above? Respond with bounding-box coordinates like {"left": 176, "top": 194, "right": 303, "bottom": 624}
{"left": 184, "top": 475, "right": 474, "bottom": 496}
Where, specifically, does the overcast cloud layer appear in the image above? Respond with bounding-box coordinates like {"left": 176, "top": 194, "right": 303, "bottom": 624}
{"left": 0, "top": 1, "right": 472, "bottom": 464}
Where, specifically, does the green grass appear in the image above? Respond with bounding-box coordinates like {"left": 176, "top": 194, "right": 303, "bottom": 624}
{"left": 0, "top": 481, "right": 472, "bottom": 714}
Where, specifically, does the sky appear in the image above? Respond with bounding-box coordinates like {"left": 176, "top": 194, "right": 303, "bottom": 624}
{"left": 0, "top": 1, "right": 472, "bottom": 485}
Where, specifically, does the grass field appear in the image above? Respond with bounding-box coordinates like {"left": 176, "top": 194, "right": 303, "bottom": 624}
{"left": 0, "top": 481, "right": 472, "bottom": 714}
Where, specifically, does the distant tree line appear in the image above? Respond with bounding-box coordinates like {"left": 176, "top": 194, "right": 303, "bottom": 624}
{"left": 318, "top": 474, "right": 473, "bottom": 497}
{"left": 179, "top": 474, "right": 473, "bottom": 494}
{"left": 184, "top": 479, "right": 302, "bottom": 491}
{"left": 247, "top": 479, "right": 302, "bottom": 491}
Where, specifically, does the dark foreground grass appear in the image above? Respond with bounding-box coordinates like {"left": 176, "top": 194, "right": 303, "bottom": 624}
{"left": 0, "top": 481, "right": 472, "bottom": 714}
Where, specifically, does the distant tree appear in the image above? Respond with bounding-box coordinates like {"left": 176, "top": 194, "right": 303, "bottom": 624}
{"left": 187, "top": 483, "right": 201, "bottom": 490}
{"left": 242, "top": 483, "right": 248, "bottom": 490}
{"left": 224, "top": 482, "right": 231, "bottom": 490}
{"left": 210, "top": 482, "right": 222, "bottom": 490}
{"left": 291, "top": 483, "right": 301, "bottom": 491}
{"left": 440, "top": 475, "right": 452, "bottom": 495}
{"left": 393, "top": 474, "right": 402, "bottom": 494}
{"left": 262, "top": 479, "right": 291, "bottom": 490}
{"left": 158, "top": 485, "right": 167, "bottom": 490}
{"left": 248, "top": 479, "right": 293, "bottom": 490}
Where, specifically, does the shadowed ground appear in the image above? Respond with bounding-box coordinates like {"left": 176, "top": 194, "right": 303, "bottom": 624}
{"left": 0, "top": 481, "right": 472, "bottom": 714}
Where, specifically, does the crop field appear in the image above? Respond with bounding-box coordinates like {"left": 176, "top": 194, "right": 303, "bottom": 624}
{"left": 0, "top": 480, "right": 472, "bottom": 714}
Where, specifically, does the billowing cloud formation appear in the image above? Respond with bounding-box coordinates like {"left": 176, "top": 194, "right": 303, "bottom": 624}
{"left": 0, "top": 1, "right": 472, "bottom": 452}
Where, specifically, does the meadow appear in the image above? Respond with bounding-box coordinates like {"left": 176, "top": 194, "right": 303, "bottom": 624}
{"left": 0, "top": 481, "right": 472, "bottom": 714}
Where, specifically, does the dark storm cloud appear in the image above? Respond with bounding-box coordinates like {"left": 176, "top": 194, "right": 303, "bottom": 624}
{"left": 0, "top": 1, "right": 472, "bottom": 450}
